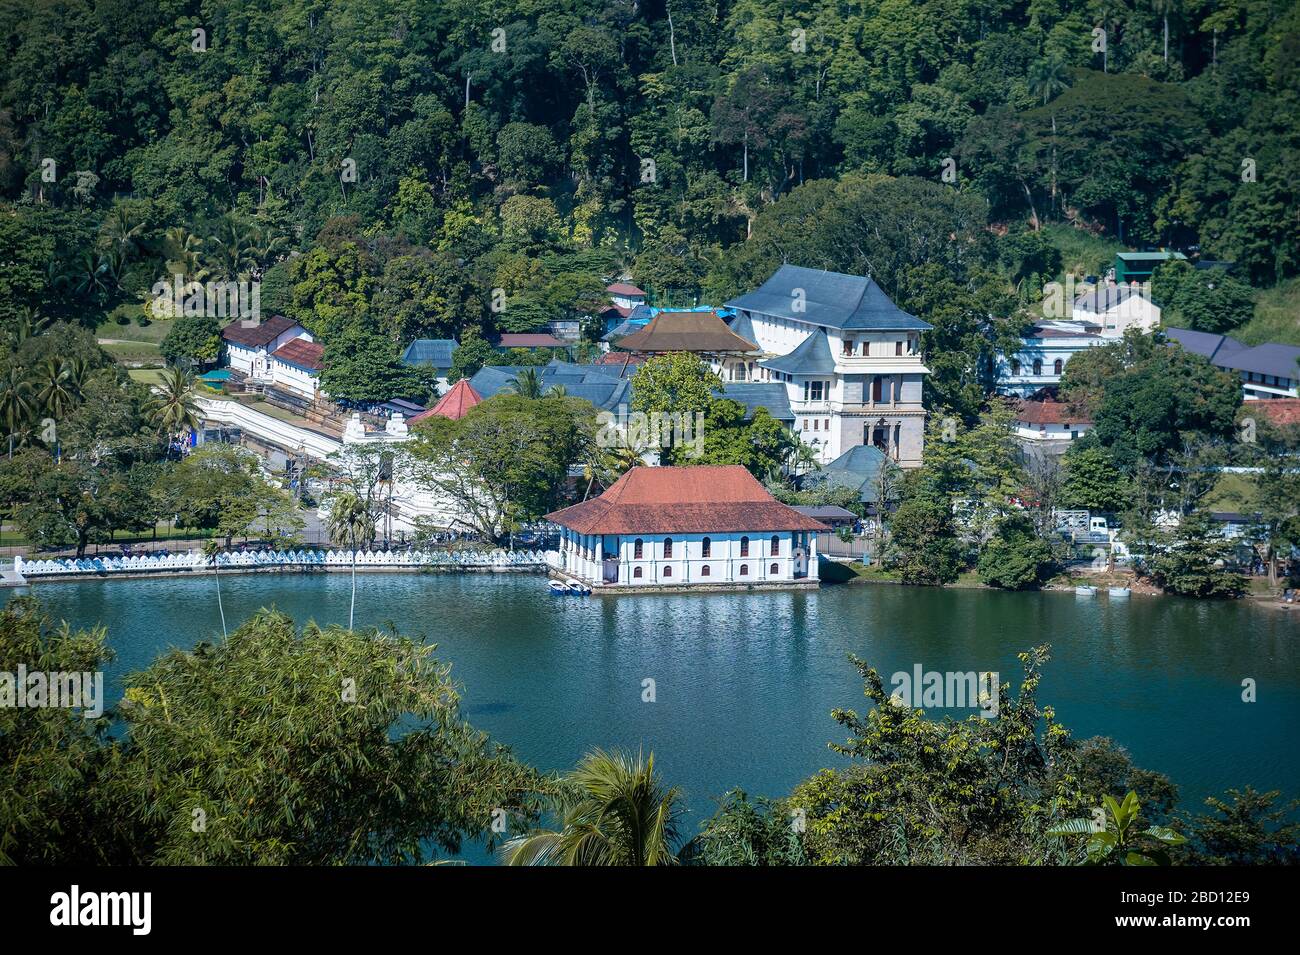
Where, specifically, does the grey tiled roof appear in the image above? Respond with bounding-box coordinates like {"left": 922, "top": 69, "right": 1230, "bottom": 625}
{"left": 714, "top": 383, "right": 794, "bottom": 422}
{"left": 402, "top": 338, "right": 458, "bottom": 368}
{"left": 1165, "top": 328, "right": 1297, "bottom": 379}
{"left": 725, "top": 265, "right": 931, "bottom": 331}
{"left": 759, "top": 327, "right": 838, "bottom": 375}
{"left": 468, "top": 361, "right": 632, "bottom": 412}
{"left": 805, "top": 444, "right": 890, "bottom": 503}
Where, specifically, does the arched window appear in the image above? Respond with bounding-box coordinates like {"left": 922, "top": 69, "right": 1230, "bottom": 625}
{"left": 740, "top": 536, "right": 750, "bottom": 557}
{"left": 634, "top": 538, "right": 643, "bottom": 559}
{"left": 701, "top": 537, "right": 711, "bottom": 557}
{"left": 663, "top": 537, "right": 673, "bottom": 558}
{"left": 739, "top": 564, "right": 749, "bottom": 576}
{"left": 770, "top": 535, "right": 780, "bottom": 556}
{"left": 662, "top": 566, "right": 672, "bottom": 578}
{"left": 701, "top": 566, "right": 711, "bottom": 577}
{"left": 1011, "top": 358, "right": 1021, "bottom": 375}
{"left": 1032, "top": 358, "right": 1043, "bottom": 376}
{"left": 633, "top": 567, "right": 643, "bottom": 579}
{"left": 1053, "top": 358, "right": 1063, "bottom": 375}
{"left": 770, "top": 563, "right": 779, "bottom": 575}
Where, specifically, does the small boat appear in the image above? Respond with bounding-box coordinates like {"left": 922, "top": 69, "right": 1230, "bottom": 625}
{"left": 1074, "top": 585, "right": 1097, "bottom": 597}
{"left": 548, "top": 580, "right": 568, "bottom": 595}
{"left": 1107, "top": 587, "right": 1131, "bottom": 599}
{"left": 566, "top": 580, "right": 591, "bottom": 596}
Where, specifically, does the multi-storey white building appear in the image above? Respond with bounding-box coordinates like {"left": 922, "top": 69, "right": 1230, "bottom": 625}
{"left": 723, "top": 265, "right": 932, "bottom": 467}
{"left": 546, "top": 465, "right": 826, "bottom": 589}
{"left": 997, "top": 283, "right": 1161, "bottom": 397}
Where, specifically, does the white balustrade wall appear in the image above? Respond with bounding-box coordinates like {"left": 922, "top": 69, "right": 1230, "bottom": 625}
{"left": 16, "top": 549, "right": 557, "bottom": 579}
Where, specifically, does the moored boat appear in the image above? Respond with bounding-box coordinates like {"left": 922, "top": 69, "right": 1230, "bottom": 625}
{"left": 548, "top": 580, "right": 568, "bottom": 595}
{"left": 1075, "top": 585, "right": 1097, "bottom": 596}
{"left": 1108, "top": 587, "right": 1130, "bottom": 598}
{"left": 566, "top": 580, "right": 591, "bottom": 595}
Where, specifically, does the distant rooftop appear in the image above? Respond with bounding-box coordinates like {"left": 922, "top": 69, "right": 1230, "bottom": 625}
{"left": 496, "top": 333, "right": 568, "bottom": 349}
{"left": 402, "top": 338, "right": 458, "bottom": 369}
{"left": 725, "top": 264, "right": 931, "bottom": 332}
{"left": 615, "top": 309, "right": 759, "bottom": 354}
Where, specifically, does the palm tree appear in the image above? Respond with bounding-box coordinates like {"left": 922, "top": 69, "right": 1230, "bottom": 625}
{"left": 151, "top": 367, "right": 201, "bottom": 441}
{"left": 202, "top": 537, "right": 228, "bottom": 638}
{"left": 0, "top": 367, "right": 34, "bottom": 458}
{"left": 101, "top": 205, "right": 146, "bottom": 260}
{"left": 1027, "top": 55, "right": 1071, "bottom": 217}
{"left": 546, "top": 383, "right": 568, "bottom": 399}
{"left": 205, "top": 219, "right": 258, "bottom": 281}
{"left": 501, "top": 748, "right": 684, "bottom": 866}
{"left": 326, "top": 492, "right": 374, "bottom": 630}
{"left": 34, "top": 358, "right": 76, "bottom": 421}
{"left": 6, "top": 307, "right": 50, "bottom": 348}
{"left": 71, "top": 251, "right": 114, "bottom": 302}
{"left": 506, "top": 367, "right": 544, "bottom": 399}
{"left": 1152, "top": 0, "right": 1175, "bottom": 63}
{"left": 160, "top": 226, "right": 208, "bottom": 281}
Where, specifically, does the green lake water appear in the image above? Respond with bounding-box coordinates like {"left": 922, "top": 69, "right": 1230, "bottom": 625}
{"left": 10, "top": 572, "right": 1299, "bottom": 861}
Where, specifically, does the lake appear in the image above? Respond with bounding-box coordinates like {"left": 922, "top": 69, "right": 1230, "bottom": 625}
{"left": 10, "top": 571, "right": 1299, "bottom": 861}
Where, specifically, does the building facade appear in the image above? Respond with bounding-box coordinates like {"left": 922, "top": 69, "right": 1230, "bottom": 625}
{"left": 546, "top": 465, "right": 827, "bottom": 589}
{"left": 221, "top": 315, "right": 313, "bottom": 380}
{"left": 723, "top": 266, "right": 931, "bottom": 467}
{"left": 1165, "top": 328, "right": 1300, "bottom": 401}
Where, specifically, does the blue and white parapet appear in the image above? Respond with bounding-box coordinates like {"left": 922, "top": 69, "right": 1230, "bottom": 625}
{"left": 12, "top": 548, "right": 553, "bottom": 581}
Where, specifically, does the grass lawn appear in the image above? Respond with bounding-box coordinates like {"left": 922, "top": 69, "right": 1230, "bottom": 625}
{"left": 1, "top": 521, "right": 202, "bottom": 550}
{"left": 101, "top": 339, "right": 163, "bottom": 363}
{"left": 128, "top": 368, "right": 169, "bottom": 387}
{"left": 1235, "top": 277, "right": 1300, "bottom": 346}
{"left": 1202, "top": 472, "right": 1258, "bottom": 512}
{"left": 1041, "top": 223, "right": 1128, "bottom": 281}
{"left": 95, "top": 315, "right": 173, "bottom": 345}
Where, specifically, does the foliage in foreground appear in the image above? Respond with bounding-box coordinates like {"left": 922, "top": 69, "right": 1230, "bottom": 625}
{"left": 500, "top": 748, "right": 684, "bottom": 866}
{"left": 0, "top": 599, "right": 540, "bottom": 865}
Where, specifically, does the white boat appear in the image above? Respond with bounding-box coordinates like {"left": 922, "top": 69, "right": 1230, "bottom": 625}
{"left": 1075, "top": 585, "right": 1097, "bottom": 596}
{"left": 548, "top": 580, "right": 568, "bottom": 595}
{"left": 566, "top": 580, "right": 591, "bottom": 595}
{"left": 1107, "top": 587, "right": 1131, "bottom": 598}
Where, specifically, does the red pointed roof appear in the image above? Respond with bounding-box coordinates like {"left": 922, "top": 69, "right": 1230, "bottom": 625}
{"left": 411, "top": 379, "right": 482, "bottom": 423}
{"left": 547, "top": 466, "right": 828, "bottom": 535}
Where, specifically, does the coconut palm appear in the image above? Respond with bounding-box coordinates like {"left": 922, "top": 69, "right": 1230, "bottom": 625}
{"left": 326, "top": 491, "right": 374, "bottom": 630}
{"left": 101, "top": 205, "right": 146, "bottom": 260}
{"left": 205, "top": 219, "right": 258, "bottom": 281}
{"left": 160, "top": 226, "right": 208, "bottom": 281}
{"left": 6, "top": 307, "right": 50, "bottom": 348}
{"left": 501, "top": 748, "right": 684, "bottom": 866}
{"left": 202, "top": 537, "right": 228, "bottom": 638}
{"left": 1027, "top": 54, "right": 1071, "bottom": 217}
{"left": 151, "top": 367, "right": 201, "bottom": 440}
{"left": 506, "top": 367, "right": 544, "bottom": 399}
{"left": 71, "top": 251, "right": 114, "bottom": 302}
{"left": 34, "top": 358, "right": 77, "bottom": 421}
{"left": 0, "top": 366, "right": 34, "bottom": 458}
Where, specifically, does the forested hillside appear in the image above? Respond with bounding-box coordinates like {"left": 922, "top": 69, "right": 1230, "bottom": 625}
{"left": 1, "top": 0, "right": 1296, "bottom": 374}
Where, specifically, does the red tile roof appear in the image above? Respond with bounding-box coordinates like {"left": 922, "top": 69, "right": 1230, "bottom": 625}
{"left": 606, "top": 282, "right": 646, "bottom": 296}
{"left": 271, "top": 337, "right": 324, "bottom": 371}
{"left": 547, "top": 466, "right": 828, "bottom": 535}
{"left": 1014, "top": 400, "right": 1091, "bottom": 425}
{"left": 496, "top": 333, "right": 568, "bottom": 349}
{"left": 221, "top": 315, "right": 301, "bottom": 348}
{"left": 593, "top": 351, "right": 646, "bottom": 368}
{"left": 410, "top": 379, "right": 482, "bottom": 423}
{"left": 1251, "top": 398, "right": 1300, "bottom": 427}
